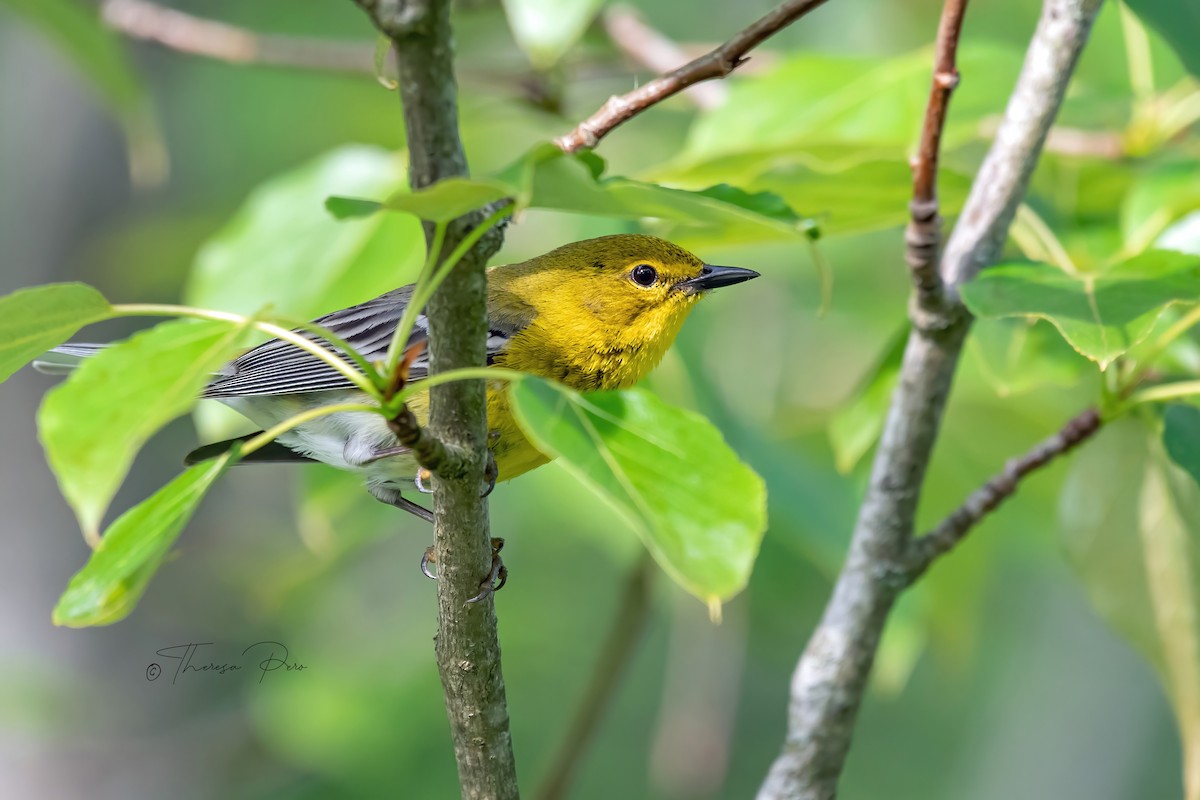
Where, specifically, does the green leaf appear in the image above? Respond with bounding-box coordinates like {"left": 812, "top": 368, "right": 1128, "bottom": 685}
{"left": 39, "top": 318, "right": 253, "bottom": 541}
{"left": 960, "top": 250, "right": 1200, "bottom": 369}
{"left": 1122, "top": 162, "right": 1200, "bottom": 253}
{"left": 1061, "top": 419, "right": 1200, "bottom": 794}
{"left": 509, "top": 378, "right": 767, "bottom": 606}
{"left": 1165, "top": 404, "right": 1200, "bottom": 487}
{"left": 1125, "top": 0, "right": 1200, "bottom": 77}
{"left": 670, "top": 44, "right": 1023, "bottom": 169}
{"left": 967, "top": 318, "right": 1085, "bottom": 397}
{"left": 379, "top": 178, "right": 513, "bottom": 222}
{"left": 501, "top": 0, "right": 605, "bottom": 68}
{"left": 0, "top": 283, "right": 112, "bottom": 382}
{"left": 186, "top": 146, "right": 423, "bottom": 322}
{"left": 828, "top": 326, "right": 906, "bottom": 473}
{"left": 52, "top": 453, "right": 236, "bottom": 628}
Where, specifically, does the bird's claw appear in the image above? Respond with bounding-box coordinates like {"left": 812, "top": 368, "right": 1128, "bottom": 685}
{"left": 420, "top": 545, "right": 437, "bottom": 580}
{"left": 415, "top": 468, "right": 434, "bottom": 494}
{"left": 481, "top": 450, "right": 498, "bottom": 499}
{"left": 466, "top": 538, "right": 507, "bottom": 604}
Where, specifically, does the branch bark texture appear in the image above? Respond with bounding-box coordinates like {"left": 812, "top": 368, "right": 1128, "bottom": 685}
{"left": 353, "top": 1, "right": 517, "bottom": 798}
{"left": 759, "top": 1, "right": 1104, "bottom": 798}
{"left": 555, "top": 0, "right": 833, "bottom": 152}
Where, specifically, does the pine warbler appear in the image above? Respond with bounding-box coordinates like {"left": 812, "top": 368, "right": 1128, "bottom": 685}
{"left": 44, "top": 234, "right": 758, "bottom": 518}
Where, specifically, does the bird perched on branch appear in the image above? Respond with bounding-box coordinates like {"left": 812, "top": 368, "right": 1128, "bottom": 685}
{"left": 39, "top": 232, "right": 757, "bottom": 536}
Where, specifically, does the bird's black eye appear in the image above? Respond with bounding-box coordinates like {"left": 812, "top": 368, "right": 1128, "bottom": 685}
{"left": 631, "top": 264, "right": 658, "bottom": 287}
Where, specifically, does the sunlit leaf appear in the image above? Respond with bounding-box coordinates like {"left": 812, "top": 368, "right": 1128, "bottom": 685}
{"left": 1165, "top": 404, "right": 1200, "bottom": 488}
{"left": 509, "top": 378, "right": 766, "bottom": 605}
{"left": 39, "top": 318, "right": 253, "bottom": 540}
{"left": 186, "top": 146, "right": 423, "bottom": 322}
{"left": 828, "top": 326, "right": 906, "bottom": 473}
{"left": 672, "top": 44, "right": 1023, "bottom": 167}
{"left": 0, "top": 283, "right": 112, "bottom": 383}
{"left": 960, "top": 250, "right": 1200, "bottom": 368}
{"left": 52, "top": 453, "right": 235, "bottom": 628}
{"left": 1061, "top": 419, "right": 1200, "bottom": 799}
{"left": 501, "top": 0, "right": 605, "bottom": 68}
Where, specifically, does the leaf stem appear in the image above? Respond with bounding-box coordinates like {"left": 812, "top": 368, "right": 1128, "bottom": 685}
{"left": 385, "top": 220, "right": 448, "bottom": 381}
{"left": 1124, "top": 381, "right": 1200, "bottom": 408}
{"left": 112, "top": 303, "right": 380, "bottom": 397}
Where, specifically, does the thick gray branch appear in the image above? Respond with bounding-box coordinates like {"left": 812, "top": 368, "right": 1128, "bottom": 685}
{"left": 353, "top": 1, "right": 517, "bottom": 798}
{"left": 758, "top": 1, "right": 1103, "bottom": 798}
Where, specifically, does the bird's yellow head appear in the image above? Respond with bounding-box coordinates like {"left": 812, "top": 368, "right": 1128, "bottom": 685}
{"left": 489, "top": 234, "right": 759, "bottom": 390}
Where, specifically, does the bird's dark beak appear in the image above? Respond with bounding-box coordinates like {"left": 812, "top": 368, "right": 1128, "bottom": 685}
{"left": 678, "top": 264, "right": 761, "bottom": 293}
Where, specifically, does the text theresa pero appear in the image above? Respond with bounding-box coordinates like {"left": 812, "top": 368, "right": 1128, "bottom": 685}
{"left": 147, "top": 641, "right": 308, "bottom": 684}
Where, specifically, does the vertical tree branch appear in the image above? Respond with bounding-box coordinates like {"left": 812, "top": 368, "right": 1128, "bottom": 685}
{"left": 352, "top": 1, "right": 517, "bottom": 798}
{"left": 758, "top": 1, "right": 1104, "bottom": 798}
{"left": 905, "top": 0, "right": 969, "bottom": 314}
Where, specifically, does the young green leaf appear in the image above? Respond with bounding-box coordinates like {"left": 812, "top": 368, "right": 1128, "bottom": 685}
{"left": 39, "top": 318, "right": 253, "bottom": 541}
{"left": 53, "top": 453, "right": 235, "bottom": 628}
{"left": 1164, "top": 404, "right": 1200, "bottom": 487}
{"left": 509, "top": 378, "right": 767, "bottom": 607}
{"left": 960, "top": 250, "right": 1200, "bottom": 369}
{"left": 0, "top": 283, "right": 113, "bottom": 382}
{"left": 379, "top": 177, "right": 513, "bottom": 222}
{"left": 1061, "top": 419, "right": 1200, "bottom": 795}
{"left": 186, "top": 146, "right": 423, "bottom": 322}
{"left": 501, "top": 0, "right": 605, "bottom": 68}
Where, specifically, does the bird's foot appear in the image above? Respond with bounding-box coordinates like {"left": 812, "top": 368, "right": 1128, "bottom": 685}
{"left": 467, "top": 538, "right": 508, "bottom": 604}
{"left": 481, "top": 450, "right": 498, "bottom": 499}
{"left": 418, "top": 537, "right": 508, "bottom": 604}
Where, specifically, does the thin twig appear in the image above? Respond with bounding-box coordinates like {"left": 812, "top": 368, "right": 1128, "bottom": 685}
{"left": 101, "top": 0, "right": 374, "bottom": 74}
{"left": 905, "top": 0, "right": 969, "bottom": 316}
{"left": 535, "top": 555, "right": 655, "bottom": 800}
{"left": 602, "top": 6, "right": 727, "bottom": 111}
{"left": 555, "top": 0, "right": 833, "bottom": 152}
{"left": 758, "top": 2, "right": 1105, "bottom": 798}
{"left": 906, "top": 407, "right": 1103, "bottom": 578}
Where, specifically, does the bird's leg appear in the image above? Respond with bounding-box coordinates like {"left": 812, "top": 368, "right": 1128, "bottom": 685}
{"left": 415, "top": 467, "right": 433, "bottom": 494}
{"left": 467, "top": 538, "right": 508, "bottom": 604}
{"left": 377, "top": 491, "right": 434, "bottom": 524}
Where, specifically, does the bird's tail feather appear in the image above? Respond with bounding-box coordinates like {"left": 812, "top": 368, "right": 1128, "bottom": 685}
{"left": 31, "top": 344, "right": 109, "bottom": 374}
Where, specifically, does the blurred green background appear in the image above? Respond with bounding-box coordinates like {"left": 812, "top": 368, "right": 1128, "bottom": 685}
{"left": 1, "top": 0, "right": 1198, "bottom": 797}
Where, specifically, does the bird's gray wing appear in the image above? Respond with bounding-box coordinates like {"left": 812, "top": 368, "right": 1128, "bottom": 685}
{"left": 202, "top": 285, "right": 515, "bottom": 399}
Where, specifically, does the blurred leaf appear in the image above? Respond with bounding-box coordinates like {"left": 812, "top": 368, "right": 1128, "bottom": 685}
{"left": 501, "top": 0, "right": 605, "bottom": 68}
{"left": 672, "top": 44, "right": 1023, "bottom": 168}
{"left": 1061, "top": 419, "right": 1200, "bottom": 799}
{"left": 828, "top": 325, "right": 906, "bottom": 473}
{"left": 39, "top": 318, "right": 253, "bottom": 540}
{"left": 0, "top": 0, "right": 165, "bottom": 185}
{"left": 186, "top": 146, "right": 423, "bottom": 322}
{"left": 1125, "top": 0, "right": 1200, "bottom": 76}
{"left": 960, "top": 250, "right": 1200, "bottom": 368}
{"left": 968, "top": 318, "right": 1086, "bottom": 397}
{"left": 694, "top": 184, "right": 803, "bottom": 224}
{"left": 1123, "top": 162, "right": 1200, "bottom": 253}
{"left": 509, "top": 378, "right": 766, "bottom": 605}
{"left": 1165, "top": 404, "right": 1200, "bottom": 487}
{"left": 53, "top": 453, "right": 235, "bottom": 628}
{"left": 748, "top": 160, "right": 973, "bottom": 236}
{"left": 0, "top": 283, "right": 112, "bottom": 382}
